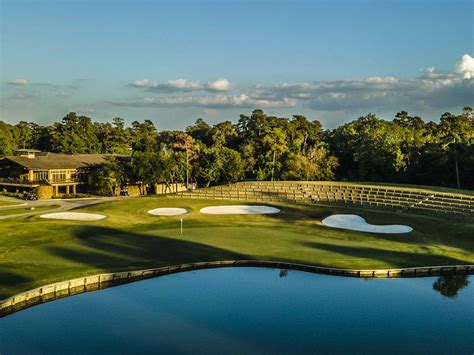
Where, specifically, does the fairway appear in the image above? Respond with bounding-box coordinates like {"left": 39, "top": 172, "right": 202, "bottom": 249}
{"left": 1, "top": 196, "right": 473, "bottom": 300}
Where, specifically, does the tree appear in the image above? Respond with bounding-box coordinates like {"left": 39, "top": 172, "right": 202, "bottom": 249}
{"left": 0, "top": 121, "right": 17, "bottom": 156}
{"left": 48, "top": 113, "right": 100, "bottom": 154}
{"left": 437, "top": 112, "right": 473, "bottom": 189}
{"left": 219, "top": 147, "right": 244, "bottom": 183}
{"left": 14, "top": 121, "right": 33, "bottom": 149}
{"left": 287, "top": 115, "right": 323, "bottom": 155}
{"left": 211, "top": 121, "right": 238, "bottom": 148}
{"left": 88, "top": 158, "right": 125, "bottom": 196}
{"left": 172, "top": 132, "right": 199, "bottom": 188}
{"left": 96, "top": 117, "right": 131, "bottom": 154}
{"left": 330, "top": 114, "right": 406, "bottom": 182}
{"left": 194, "top": 147, "right": 222, "bottom": 187}
{"left": 261, "top": 127, "right": 289, "bottom": 181}
{"left": 130, "top": 120, "right": 158, "bottom": 153}
{"left": 285, "top": 144, "right": 338, "bottom": 181}
{"left": 186, "top": 118, "right": 212, "bottom": 146}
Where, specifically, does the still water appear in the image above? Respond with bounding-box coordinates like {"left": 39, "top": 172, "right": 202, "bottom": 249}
{"left": 1, "top": 267, "right": 473, "bottom": 354}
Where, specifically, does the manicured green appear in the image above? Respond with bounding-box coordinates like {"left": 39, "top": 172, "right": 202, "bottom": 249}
{"left": 0, "top": 196, "right": 473, "bottom": 299}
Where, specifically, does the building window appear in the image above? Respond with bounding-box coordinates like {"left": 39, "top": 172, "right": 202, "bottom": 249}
{"left": 34, "top": 171, "right": 49, "bottom": 181}
{"left": 51, "top": 171, "right": 67, "bottom": 182}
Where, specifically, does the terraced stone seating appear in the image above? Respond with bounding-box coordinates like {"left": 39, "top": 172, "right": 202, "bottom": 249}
{"left": 170, "top": 181, "right": 474, "bottom": 218}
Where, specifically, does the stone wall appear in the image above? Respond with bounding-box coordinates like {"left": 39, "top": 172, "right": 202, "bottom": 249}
{"left": 125, "top": 185, "right": 141, "bottom": 196}
{"left": 35, "top": 186, "right": 53, "bottom": 199}
{"left": 155, "top": 183, "right": 188, "bottom": 194}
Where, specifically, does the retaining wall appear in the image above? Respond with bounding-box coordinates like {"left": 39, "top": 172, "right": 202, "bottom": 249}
{"left": 1, "top": 260, "right": 473, "bottom": 318}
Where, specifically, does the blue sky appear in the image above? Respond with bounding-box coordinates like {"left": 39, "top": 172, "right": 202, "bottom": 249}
{"left": 1, "top": 0, "right": 473, "bottom": 129}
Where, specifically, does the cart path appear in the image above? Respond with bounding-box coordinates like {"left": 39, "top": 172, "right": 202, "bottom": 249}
{"left": 0, "top": 196, "right": 131, "bottom": 220}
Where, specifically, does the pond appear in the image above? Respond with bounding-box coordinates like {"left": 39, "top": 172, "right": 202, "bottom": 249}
{"left": 1, "top": 267, "right": 473, "bottom": 354}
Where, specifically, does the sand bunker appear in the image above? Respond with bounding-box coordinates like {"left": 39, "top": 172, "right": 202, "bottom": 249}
{"left": 322, "top": 214, "right": 412, "bottom": 234}
{"left": 148, "top": 208, "right": 188, "bottom": 216}
{"left": 200, "top": 205, "right": 280, "bottom": 215}
{"left": 40, "top": 212, "right": 107, "bottom": 221}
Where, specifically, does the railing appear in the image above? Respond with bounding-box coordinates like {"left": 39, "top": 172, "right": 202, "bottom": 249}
{"left": 0, "top": 177, "right": 46, "bottom": 185}
{"left": 47, "top": 178, "right": 82, "bottom": 184}
{"left": 0, "top": 177, "right": 82, "bottom": 185}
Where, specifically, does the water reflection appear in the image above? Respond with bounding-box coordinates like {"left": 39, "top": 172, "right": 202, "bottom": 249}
{"left": 279, "top": 269, "right": 289, "bottom": 278}
{"left": 433, "top": 275, "right": 470, "bottom": 299}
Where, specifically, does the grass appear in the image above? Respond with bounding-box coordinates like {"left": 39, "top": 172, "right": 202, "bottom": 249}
{"left": 0, "top": 196, "right": 473, "bottom": 299}
{"left": 0, "top": 200, "right": 23, "bottom": 207}
{"left": 0, "top": 205, "right": 60, "bottom": 216}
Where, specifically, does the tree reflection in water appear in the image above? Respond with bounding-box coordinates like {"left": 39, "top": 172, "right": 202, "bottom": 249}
{"left": 433, "top": 275, "right": 470, "bottom": 299}
{"left": 279, "top": 269, "right": 289, "bottom": 278}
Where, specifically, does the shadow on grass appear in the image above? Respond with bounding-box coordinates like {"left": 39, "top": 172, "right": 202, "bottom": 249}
{"left": 45, "top": 226, "right": 249, "bottom": 272}
{"left": 0, "top": 269, "right": 33, "bottom": 299}
{"left": 299, "top": 241, "right": 468, "bottom": 267}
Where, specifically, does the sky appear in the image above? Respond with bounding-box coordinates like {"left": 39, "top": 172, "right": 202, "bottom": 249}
{"left": 1, "top": 0, "right": 473, "bottom": 130}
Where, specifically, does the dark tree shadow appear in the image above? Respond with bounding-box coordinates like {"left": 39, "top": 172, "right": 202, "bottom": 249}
{"left": 45, "top": 226, "right": 249, "bottom": 272}
{"left": 0, "top": 269, "right": 33, "bottom": 299}
{"left": 433, "top": 275, "right": 470, "bottom": 299}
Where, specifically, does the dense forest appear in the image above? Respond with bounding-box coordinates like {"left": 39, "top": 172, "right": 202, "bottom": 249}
{"left": 0, "top": 107, "right": 473, "bottom": 192}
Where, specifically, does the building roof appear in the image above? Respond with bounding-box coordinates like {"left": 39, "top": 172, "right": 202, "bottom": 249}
{"left": 1, "top": 153, "right": 122, "bottom": 170}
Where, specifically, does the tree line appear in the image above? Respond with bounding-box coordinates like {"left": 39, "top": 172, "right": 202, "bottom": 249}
{"left": 0, "top": 107, "right": 473, "bottom": 193}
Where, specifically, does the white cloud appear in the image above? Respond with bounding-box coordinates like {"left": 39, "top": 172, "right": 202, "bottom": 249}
{"left": 455, "top": 54, "right": 474, "bottom": 79}
{"left": 129, "top": 78, "right": 232, "bottom": 93}
{"left": 249, "top": 55, "right": 473, "bottom": 111}
{"left": 365, "top": 76, "right": 398, "bottom": 84}
{"left": 7, "top": 79, "right": 28, "bottom": 85}
{"left": 111, "top": 94, "right": 296, "bottom": 109}
{"left": 207, "top": 78, "right": 231, "bottom": 91}
{"left": 119, "top": 55, "right": 472, "bottom": 112}
{"left": 130, "top": 79, "right": 158, "bottom": 88}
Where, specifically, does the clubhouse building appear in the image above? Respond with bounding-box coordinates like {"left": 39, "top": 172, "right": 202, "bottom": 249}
{"left": 0, "top": 149, "right": 114, "bottom": 198}
{"left": 0, "top": 149, "right": 188, "bottom": 199}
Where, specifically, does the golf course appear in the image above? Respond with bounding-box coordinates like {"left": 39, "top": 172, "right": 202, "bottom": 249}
{"left": 1, "top": 194, "right": 473, "bottom": 300}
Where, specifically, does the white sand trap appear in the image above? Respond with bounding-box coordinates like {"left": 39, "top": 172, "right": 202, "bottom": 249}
{"left": 148, "top": 207, "right": 188, "bottom": 216}
{"left": 322, "top": 214, "right": 412, "bottom": 234}
{"left": 200, "top": 205, "right": 280, "bottom": 215}
{"left": 40, "top": 212, "right": 107, "bottom": 221}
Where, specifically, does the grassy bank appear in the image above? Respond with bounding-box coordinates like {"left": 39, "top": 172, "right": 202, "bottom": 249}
{"left": 0, "top": 196, "right": 473, "bottom": 299}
